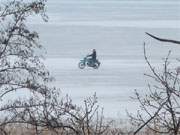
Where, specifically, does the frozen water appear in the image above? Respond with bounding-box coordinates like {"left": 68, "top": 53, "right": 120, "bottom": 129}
{"left": 29, "top": 0, "right": 180, "bottom": 118}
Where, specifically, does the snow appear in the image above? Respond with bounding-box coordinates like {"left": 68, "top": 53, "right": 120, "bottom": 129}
{"left": 16, "top": 0, "right": 180, "bottom": 118}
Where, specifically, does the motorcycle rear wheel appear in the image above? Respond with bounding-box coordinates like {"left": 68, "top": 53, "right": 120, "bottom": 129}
{"left": 93, "top": 63, "right": 100, "bottom": 69}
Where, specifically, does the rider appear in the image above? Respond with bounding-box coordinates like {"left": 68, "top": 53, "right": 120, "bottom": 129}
{"left": 87, "top": 49, "right": 97, "bottom": 64}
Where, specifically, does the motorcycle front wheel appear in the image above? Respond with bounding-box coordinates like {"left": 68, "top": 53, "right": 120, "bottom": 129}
{"left": 78, "top": 62, "right": 85, "bottom": 69}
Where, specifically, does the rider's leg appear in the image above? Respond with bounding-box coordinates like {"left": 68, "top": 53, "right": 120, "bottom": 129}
{"left": 92, "top": 58, "right": 96, "bottom": 66}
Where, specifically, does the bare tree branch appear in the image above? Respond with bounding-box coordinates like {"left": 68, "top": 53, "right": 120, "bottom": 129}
{"left": 146, "top": 32, "right": 180, "bottom": 45}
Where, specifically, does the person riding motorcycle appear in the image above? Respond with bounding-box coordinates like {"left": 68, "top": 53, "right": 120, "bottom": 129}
{"left": 78, "top": 49, "right": 100, "bottom": 69}
{"left": 87, "top": 49, "right": 97, "bottom": 65}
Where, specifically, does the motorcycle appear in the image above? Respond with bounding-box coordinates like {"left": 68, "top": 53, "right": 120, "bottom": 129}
{"left": 78, "top": 56, "right": 100, "bottom": 69}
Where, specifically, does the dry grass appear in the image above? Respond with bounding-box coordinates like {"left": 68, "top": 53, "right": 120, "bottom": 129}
{"left": 1, "top": 123, "right": 165, "bottom": 135}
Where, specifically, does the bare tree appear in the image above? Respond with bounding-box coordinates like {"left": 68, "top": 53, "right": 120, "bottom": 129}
{"left": 63, "top": 94, "right": 112, "bottom": 135}
{"left": 1, "top": 91, "right": 111, "bottom": 135}
{"left": 0, "top": 1, "right": 112, "bottom": 135}
{"left": 129, "top": 42, "right": 180, "bottom": 135}
{"left": 0, "top": 0, "right": 56, "bottom": 134}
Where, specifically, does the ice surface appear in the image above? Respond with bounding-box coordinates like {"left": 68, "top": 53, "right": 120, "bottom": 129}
{"left": 14, "top": 0, "right": 180, "bottom": 118}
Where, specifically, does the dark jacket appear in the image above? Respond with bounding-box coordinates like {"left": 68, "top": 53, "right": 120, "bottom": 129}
{"left": 88, "top": 51, "right": 96, "bottom": 60}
